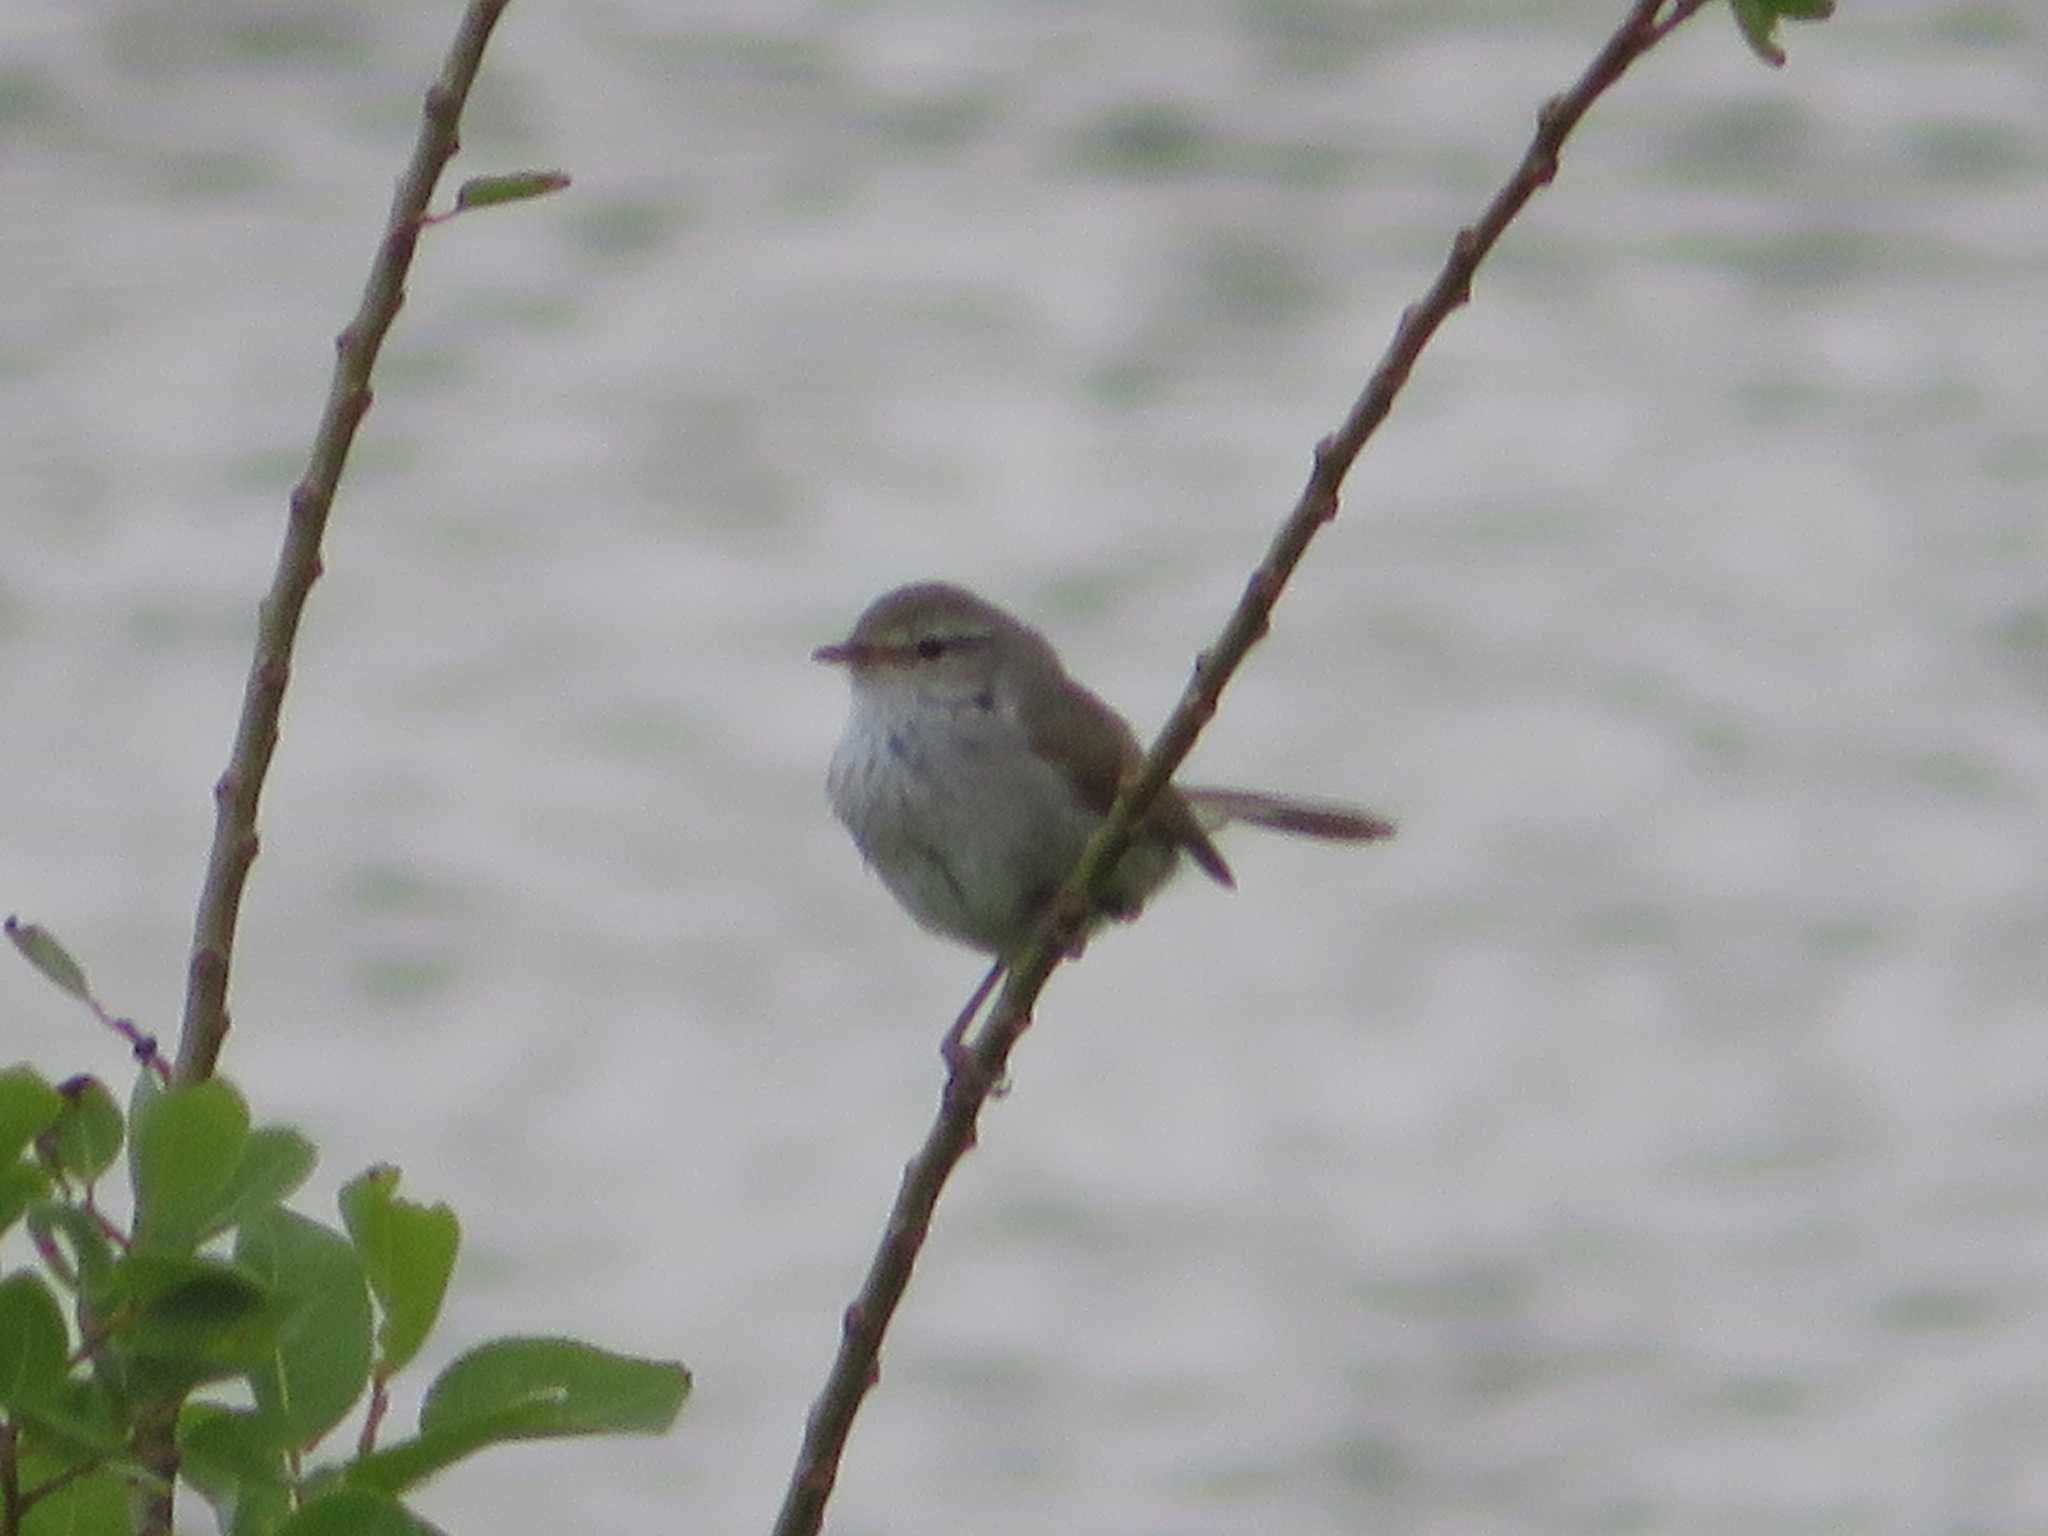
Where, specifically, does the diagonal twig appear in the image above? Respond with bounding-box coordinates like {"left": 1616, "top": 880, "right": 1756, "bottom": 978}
{"left": 174, "top": 0, "right": 515, "bottom": 1085}
{"left": 144, "top": 7, "right": 521, "bottom": 1533}
{"left": 770, "top": 2, "right": 1719, "bottom": 1531}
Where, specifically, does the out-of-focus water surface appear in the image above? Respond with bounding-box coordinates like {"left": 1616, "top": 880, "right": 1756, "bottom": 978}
{"left": 4, "top": 0, "right": 2045, "bottom": 1531}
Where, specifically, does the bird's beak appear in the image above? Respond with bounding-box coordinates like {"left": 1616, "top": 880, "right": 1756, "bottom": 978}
{"left": 812, "top": 641, "right": 860, "bottom": 665}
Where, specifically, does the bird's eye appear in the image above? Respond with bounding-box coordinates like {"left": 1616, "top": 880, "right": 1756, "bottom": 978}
{"left": 915, "top": 637, "right": 946, "bottom": 660}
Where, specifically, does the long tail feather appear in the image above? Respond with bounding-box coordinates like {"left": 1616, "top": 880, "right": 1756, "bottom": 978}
{"left": 1181, "top": 786, "right": 1396, "bottom": 842}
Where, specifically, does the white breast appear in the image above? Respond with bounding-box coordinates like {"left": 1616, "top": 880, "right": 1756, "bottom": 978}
{"left": 826, "top": 677, "right": 1097, "bottom": 954}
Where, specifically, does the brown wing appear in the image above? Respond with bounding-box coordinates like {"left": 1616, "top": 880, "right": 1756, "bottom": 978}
{"left": 1021, "top": 672, "right": 1234, "bottom": 888}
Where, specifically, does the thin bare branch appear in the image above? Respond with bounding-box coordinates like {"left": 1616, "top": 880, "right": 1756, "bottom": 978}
{"left": 770, "top": 2, "right": 1716, "bottom": 1530}
{"left": 174, "top": 0, "right": 514, "bottom": 1086}
{"left": 141, "top": 8, "right": 521, "bottom": 1534}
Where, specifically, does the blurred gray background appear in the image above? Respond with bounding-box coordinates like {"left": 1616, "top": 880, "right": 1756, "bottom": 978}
{"left": 4, "top": 1, "right": 2045, "bottom": 1532}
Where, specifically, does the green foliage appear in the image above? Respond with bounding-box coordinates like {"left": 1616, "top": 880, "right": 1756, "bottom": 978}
{"left": 236, "top": 1207, "right": 374, "bottom": 1447}
{"left": 16, "top": 1452, "right": 129, "bottom": 1536}
{"left": 86, "top": 1250, "right": 284, "bottom": 1393}
{"left": 211, "top": 1127, "right": 317, "bottom": 1238}
{"left": 0, "top": 1066, "right": 65, "bottom": 1161}
{"left": 422, "top": 1336, "right": 687, "bottom": 1438}
{"left": 129, "top": 1076, "right": 252, "bottom": 1253}
{"left": 0, "top": 1158, "right": 52, "bottom": 1243}
{"left": 49, "top": 1077, "right": 125, "bottom": 1187}
{"left": 274, "top": 1486, "right": 429, "bottom": 1536}
{"left": 340, "top": 1167, "right": 459, "bottom": 1377}
{"left": 0, "top": 1272, "right": 69, "bottom": 1408}
{"left": 352, "top": 1338, "right": 691, "bottom": 1494}
{"left": 178, "top": 1402, "right": 296, "bottom": 1535}
{"left": 1, "top": 1058, "right": 689, "bottom": 1535}
{"left": 452, "top": 169, "right": 571, "bottom": 211}
{"left": 24, "top": 1199, "right": 116, "bottom": 1291}
{"left": 1728, "top": 0, "right": 1835, "bottom": 67}
{"left": 5, "top": 917, "right": 92, "bottom": 1003}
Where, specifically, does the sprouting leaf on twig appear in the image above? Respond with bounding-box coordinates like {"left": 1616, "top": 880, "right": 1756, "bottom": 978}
{"left": 8, "top": 914, "right": 169, "bottom": 1078}
{"left": 6, "top": 915, "right": 91, "bottom": 1002}
{"left": 419, "top": 169, "right": 573, "bottom": 227}
{"left": 456, "top": 170, "right": 571, "bottom": 210}
{"left": 1729, "top": 0, "right": 1835, "bottom": 67}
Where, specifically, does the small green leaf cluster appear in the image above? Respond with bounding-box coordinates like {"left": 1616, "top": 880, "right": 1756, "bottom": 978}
{"left": 0, "top": 1065, "right": 688, "bottom": 1535}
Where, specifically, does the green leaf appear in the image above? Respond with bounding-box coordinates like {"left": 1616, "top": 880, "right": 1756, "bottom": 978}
{"left": 0, "top": 1158, "right": 50, "bottom": 1239}
{"left": 453, "top": 169, "right": 571, "bottom": 211}
{"left": 1729, "top": 0, "right": 1835, "bottom": 66}
{"left": 210, "top": 1126, "right": 319, "bottom": 1238}
{"left": 181, "top": 1401, "right": 290, "bottom": 1485}
{"left": 232, "top": 1484, "right": 297, "bottom": 1536}
{"left": 421, "top": 1336, "right": 687, "bottom": 1437}
{"left": 129, "top": 1074, "right": 251, "bottom": 1253}
{"left": 5, "top": 915, "right": 92, "bottom": 1001}
{"left": 236, "top": 1207, "right": 374, "bottom": 1448}
{"left": 46, "top": 1075, "right": 123, "bottom": 1185}
{"left": 90, "top": 1251, "right": 284, "bottom": 1389}
{"left": 275, "top": 1486, "right": 430, "bottom": 1536}
{"left": 340, "top": 1166, "right": 460, "bottom": 1376}
{"left": 24, "top": 1198, "right": 114, "bottom": 1291}
{"left": 10, "top": 1375, "right": 126, "bottom": 1460}
{"left": 180, "top": 1402, "right": 293, "bottom": 1534}
{"left": 0, "top": 1270, "right": 69, "bottom": 1407}
{"left": 343, "top": 1402, "right": 547, "bottom": 1494}
{"left": 17, "top": 1461, "right": 128, "bottom": 1536}
{"left": 350, "top": 1338, "right": 688, "bottom": 1494}
{"left": 0, "top": 1064, "right": 64, "bottom": 1160}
